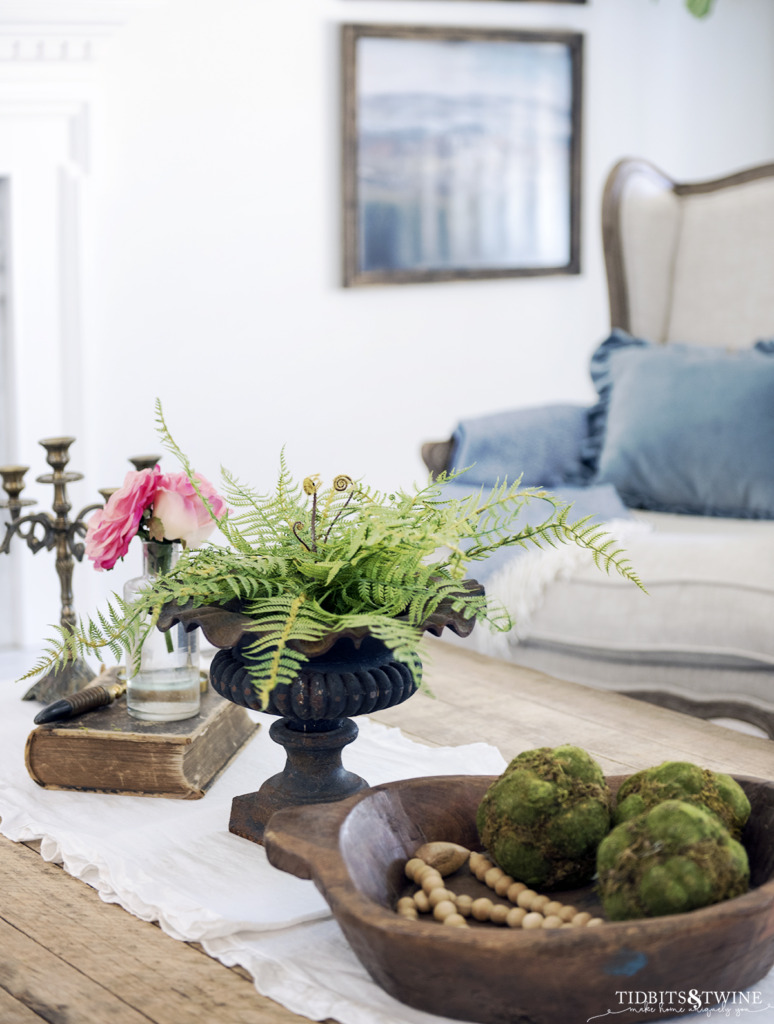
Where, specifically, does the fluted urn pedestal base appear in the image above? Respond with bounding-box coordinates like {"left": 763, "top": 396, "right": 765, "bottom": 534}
{"left": 208, "top": 635, "right": 419, "bottom": 845}
{"left": 229, "top": 717, "right": 367, "bottom": 844}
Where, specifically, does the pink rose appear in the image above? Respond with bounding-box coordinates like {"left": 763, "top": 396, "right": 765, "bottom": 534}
{"left": 85, "top": 466, "right": 162, "bottom": 571}
{"left": 152, "top": 472, "right": 226, "bottom": 547}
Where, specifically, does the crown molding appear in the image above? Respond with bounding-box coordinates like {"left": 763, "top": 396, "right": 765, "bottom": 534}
{"left": 0, "top": 0, "right": 150, "bottom": 22}
{"left": 0, "top": 1, "right": 153, "bottom": 64}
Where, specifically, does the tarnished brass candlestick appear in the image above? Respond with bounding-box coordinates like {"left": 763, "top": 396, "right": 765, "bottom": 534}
{"left": 0, "top": 437, "right": 108, "bottom": 703}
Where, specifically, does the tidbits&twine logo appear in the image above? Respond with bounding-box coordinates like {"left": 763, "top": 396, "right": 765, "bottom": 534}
{"left": 587, "top": 989, "right": 772, "bottom": 1020}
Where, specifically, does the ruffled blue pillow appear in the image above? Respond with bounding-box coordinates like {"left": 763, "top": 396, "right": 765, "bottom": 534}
{"left": 585, "top": 330, "right": 774, "bottom": 518}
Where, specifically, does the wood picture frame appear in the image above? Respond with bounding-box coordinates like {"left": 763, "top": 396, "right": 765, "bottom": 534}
{"left": 346, "top": 1, "right": 587, "bottom": 4}
{"left": 341, "top": 24, "right": 583, "bottom": 287}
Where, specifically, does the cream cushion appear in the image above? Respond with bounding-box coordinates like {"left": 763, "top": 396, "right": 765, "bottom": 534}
{"left": 513, "top": 512, "right": 774, "bottom": 672}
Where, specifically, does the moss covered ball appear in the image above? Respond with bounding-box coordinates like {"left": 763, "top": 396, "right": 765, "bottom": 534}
{"left": 476, "top": 744, "right": 612, "bottom": 889}
{"left": 614, "top": 761, "right": 751, "bottom": 838}
{"left": 597, "top": 799, "right": 749, "bottom": 920}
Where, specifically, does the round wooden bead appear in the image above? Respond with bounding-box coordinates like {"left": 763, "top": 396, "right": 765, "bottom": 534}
{"left": 454, "top": 894, "right": 473, "bottom": 917}
{"left": 558, "top": 905, "right": 578, "bottom": 922}
{"left": 484, "top": 866, "right": 505, "bottom": 888}
{"left": 396, "top": 897, "right": 416, "bottom": 912}
{"left": 398, "top": 906, "right": 419, "bottom": 920}
{"left": 506, "top": 906, "right": 527, "bottom": 928}
{"left": 494, "top": 874, "right": 515, "bottom": 897}
{"left": 432, "top": 900, "right": 457, "bottom": 922}
{"left": 587, "top": 917, "right": 604, "bottom": 927}
{"left": 404, "top": 858, "right": 425, "bottom": 881}
{"left": 530, "top": 895, "right": 551, "bottom": 914}
{"left": 474, "top": 861, "right": 491, "bottom": 881}
{"left": 543, "top": 901, "right": 565, "bottom": 918}
{"left": 522, "top": 912, "right": 544, "bottom": 929}
{"left": 471, "top": 897, "right": 494, "bottom": 922}
{"left": 490, "top": 904, "right": 510, "bottom": 925}
{"left": 516, "top": 889, "right": 538, "bottom": 909}
{"left": 506, "top": 882, "right": 527, "bottom": 903}
{"left": 421, "top": 871, "right": 444, "bottom": 894}
{"left": 428, "top": 888, "right": 456, "bottom": 908}
{"left": 411, "top": 864, "right": 432, "bottom": 886}
{"left": 443, "top": 913, "right": 469, "bottom": 928}
{"left": 469, "top": 851, "right": 484, "bottom": 870}
{"left": 542, "top": 915, "right": 563, "bottom": 929}
{"left": 413, "top": 890, "right": 431, "bottom": 913}
{"left": 571, "top": 912, "right": 592, "bottom": 927}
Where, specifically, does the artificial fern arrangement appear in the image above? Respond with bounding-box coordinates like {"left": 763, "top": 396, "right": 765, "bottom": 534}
{"left": 25, "top": 402, "right": 643, "bottom": 707}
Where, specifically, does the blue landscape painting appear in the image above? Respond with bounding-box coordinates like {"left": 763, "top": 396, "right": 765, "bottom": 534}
{"left": 356, "top": 36, "right": 575, "bottom": 275}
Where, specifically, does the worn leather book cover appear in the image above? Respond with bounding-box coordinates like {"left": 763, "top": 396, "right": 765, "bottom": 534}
{"left": 24, "top": 686, "right": 259, "bottom": 799}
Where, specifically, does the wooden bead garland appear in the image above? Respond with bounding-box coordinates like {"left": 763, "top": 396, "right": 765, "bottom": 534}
{"left": 397, "top": 843, "right": 604, "bottom": 930}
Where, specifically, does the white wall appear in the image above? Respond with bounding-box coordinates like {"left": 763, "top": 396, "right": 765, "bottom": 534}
{"left": 3, "top": 0, "right": 774, "bottom": 648}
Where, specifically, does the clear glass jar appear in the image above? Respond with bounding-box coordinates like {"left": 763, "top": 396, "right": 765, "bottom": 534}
{"left": 123, "top": 540, "right": 200, "bottom": 722}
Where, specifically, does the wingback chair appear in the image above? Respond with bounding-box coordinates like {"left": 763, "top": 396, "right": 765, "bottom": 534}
{"left": 603, "top": 157, "right": 774, "bottom": 348}
{"left": 423, "top": 158, "right": 774, "bottom": 738}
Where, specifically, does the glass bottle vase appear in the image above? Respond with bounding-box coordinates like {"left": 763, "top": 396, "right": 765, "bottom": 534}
{"left": 124, "top": 540, "right": 201, "bottom": 722}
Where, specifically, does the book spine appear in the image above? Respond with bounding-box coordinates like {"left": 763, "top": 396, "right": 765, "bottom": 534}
{"left": 24, "top": 730, "right": 198, "bottom": 798}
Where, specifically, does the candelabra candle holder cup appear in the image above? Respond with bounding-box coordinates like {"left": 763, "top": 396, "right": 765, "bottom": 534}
{"left": 129, "top": 455, "right": 161, "bottom": 472}
{"left": 0, "top": 466, "right": 36, "bottom": 521}
{"left": 0, "top": 437, "right": 125, "bottom": 703}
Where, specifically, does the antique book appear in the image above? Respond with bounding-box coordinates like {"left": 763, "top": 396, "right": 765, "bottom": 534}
{"left": 25, "top": 686, "right": 259, "bottom": 799}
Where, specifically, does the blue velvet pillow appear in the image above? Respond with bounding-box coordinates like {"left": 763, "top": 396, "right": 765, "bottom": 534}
{"left": 586, "top": 331, "right": 774, "bottom": 518}
{"left": 450, "top": 404, "right": 591, "bottom": 487}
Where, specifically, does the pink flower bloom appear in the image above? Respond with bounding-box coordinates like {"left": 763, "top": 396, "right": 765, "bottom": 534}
{"left": 85, "top": 466, "right": 162, "bottom": 571}
{"left": 152, "top": 472, "right": 226, "bottom": 548}
{"left": 85, "top": 466, "right": 226, "bottom": 571}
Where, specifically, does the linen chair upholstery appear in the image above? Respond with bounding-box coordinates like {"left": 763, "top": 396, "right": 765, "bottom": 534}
{"left": 604, "top": 158, "right": 774, "bottom": 348}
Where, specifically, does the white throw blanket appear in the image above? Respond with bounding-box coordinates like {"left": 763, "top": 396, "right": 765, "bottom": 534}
{"left": 471, "top": 519, "right": 653, "bottom": 658}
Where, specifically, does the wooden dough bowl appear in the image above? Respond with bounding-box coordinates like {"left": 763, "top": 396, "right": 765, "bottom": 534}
{"left": 264, "top": 774, "right": 774, "bottom": 1024}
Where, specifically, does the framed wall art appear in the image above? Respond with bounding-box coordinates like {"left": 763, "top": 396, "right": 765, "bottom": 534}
{"left": 341, "top": 24, "right": 583, "bottom": 287}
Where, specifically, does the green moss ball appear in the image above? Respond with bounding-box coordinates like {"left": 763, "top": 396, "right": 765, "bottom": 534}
{"left": 597, "top": 799, "right": 749, "bottom": 920}
{"left": 614, "top": 761, "right": 751, "bottom": 838}
{"left": 476, "top": 745, "right": 612, "bottom": 889}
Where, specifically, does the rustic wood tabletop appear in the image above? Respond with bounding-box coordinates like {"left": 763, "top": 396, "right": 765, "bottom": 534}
{"left": 2, "top": 637, "right": 772, "bottom": 1024}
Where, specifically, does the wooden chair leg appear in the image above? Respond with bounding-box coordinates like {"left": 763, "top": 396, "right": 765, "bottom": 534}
{"left": 624, "top": 690, "right": 774, "bottom": 741}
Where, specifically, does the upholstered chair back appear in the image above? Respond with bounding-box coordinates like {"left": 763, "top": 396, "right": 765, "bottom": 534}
{"left": 602, "top": 158, "right": 774, "bottom": 349}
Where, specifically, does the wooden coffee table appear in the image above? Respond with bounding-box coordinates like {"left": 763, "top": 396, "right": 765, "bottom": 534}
{"left": 2, "top": 637, "right": 772, "bottom": 1024}
{"left": 377, "top": 638, "right": 774, "bottom": 779}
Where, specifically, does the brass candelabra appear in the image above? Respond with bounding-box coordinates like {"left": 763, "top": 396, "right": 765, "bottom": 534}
{"left": 0, "top": 439, "right": 159, "bottom": 702}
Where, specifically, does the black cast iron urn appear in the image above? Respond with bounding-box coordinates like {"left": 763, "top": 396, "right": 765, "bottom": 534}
{"left": 159, "top": 589, "right": 481, "bottom": 844}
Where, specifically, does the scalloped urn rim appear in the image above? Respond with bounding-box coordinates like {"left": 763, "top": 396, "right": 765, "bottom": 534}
{"left": 156, "top": 579, "right": 484, "bottom": 658}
